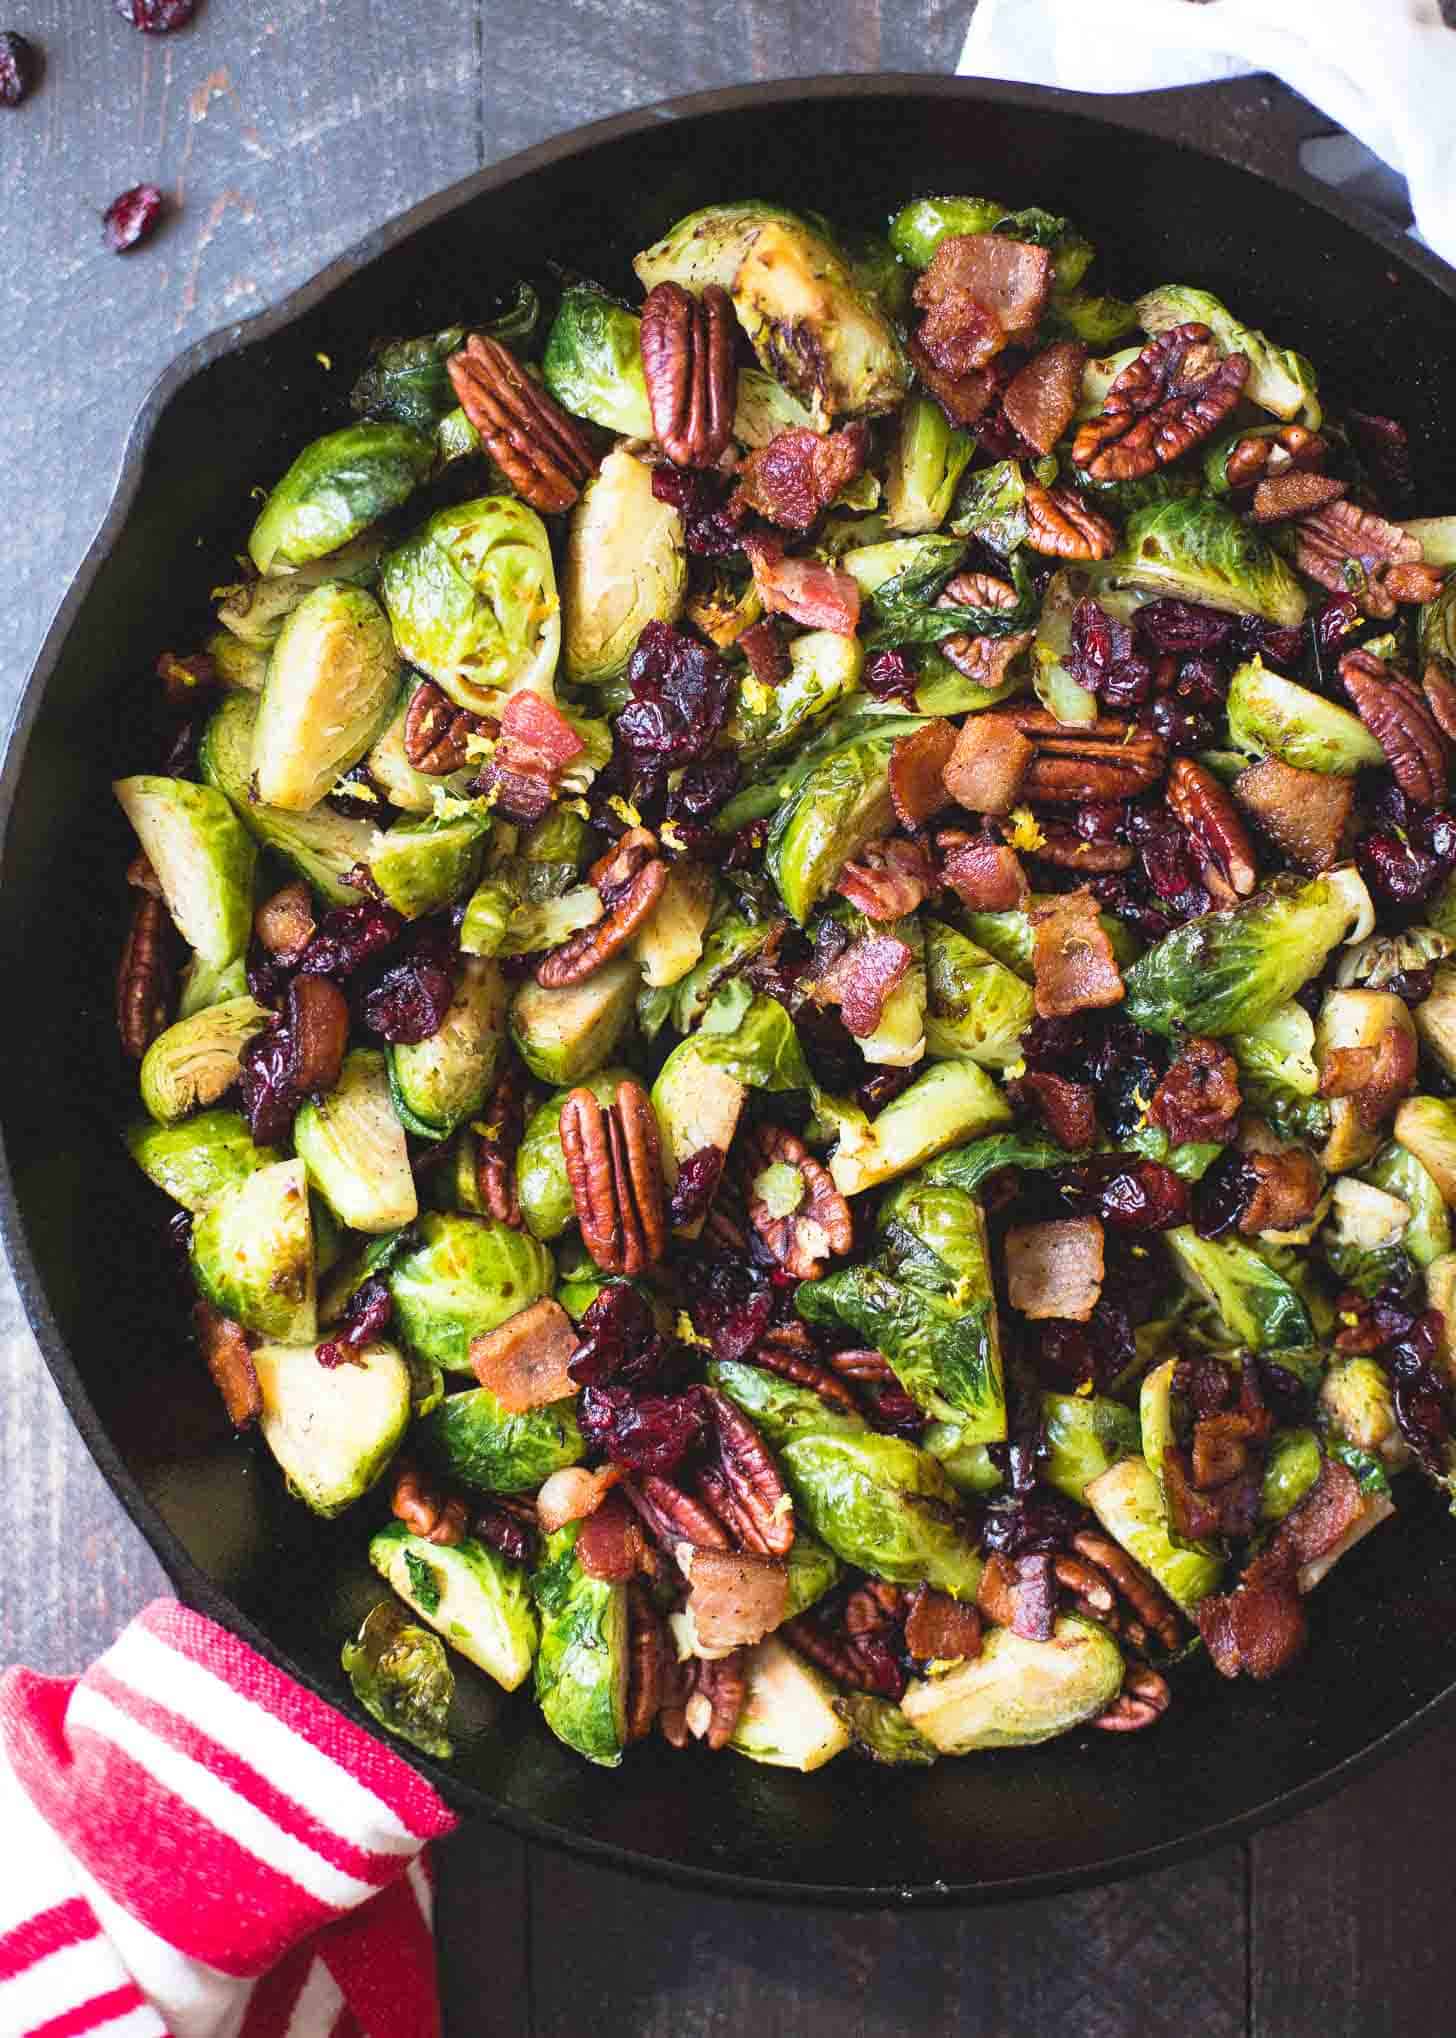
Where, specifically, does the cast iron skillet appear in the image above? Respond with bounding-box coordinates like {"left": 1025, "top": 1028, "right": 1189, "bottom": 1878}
{"left": 5, "top": 77, "right": 1456, "bottom": 1906}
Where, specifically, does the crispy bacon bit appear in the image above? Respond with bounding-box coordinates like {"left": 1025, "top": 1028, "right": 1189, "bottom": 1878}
{"left": 735, "top": 424, "right": 869, "bottom": 530}
{"left": 1318, "top": 1025, "right": 1418, "bottom": 1129}
{"left": 1274, "top": 1460, "right": 1392, "bottom": 1591}
{"left": 939, "top": 832, "right": 1029, "bottom": 911}
{"left": 1149, "top": 1037, "right": 1241, "bottom": 1147}
{"left": 1005, "top": 1217, "right": 1105, "bottom": 1323}
{"left": 1011, "top": 1554, "right": 1057, "bottom": 1641}
{"left": 908, "top": 336, "right": 1001, "bottom": 428}
{"left": 1029, "top": 887, "right": 1124, "bottom": 1019}
{"left": 535, "top": 1463, "right": 624, "bottom": 1534}
{"left": 1198, "top": 1552, "right": 1307, "bottom": 1681}
{"left": 679, "top": 1545, "right": 789, "bottom": 1655}
{"left": 903, "top": 1586, "right": 982, "bottom": 1664}
{"left": 914, "top": 234, "right": 1053, "bottom": 355}
{"left": 941, "top": 713, "right": 1034, "bottom": 816}
{"left": 478, "top": 690, "right": 584, "bottom": 821}
{"left": 889, "top": 720, "right": 957, "bottom": 828}
{"left": 834, "top": 836, "right": 934, "bottom": 921}
{"left": 254, "top": 881, "right": 316, "bottom": 964}
{"left": 1014, "top": 1070, "right": 1096, "bottom": 1150}
{"left": 1233, "top": 755, "right": 1353, "bottom": 872}
{"left": 814, "top": 933, "right": 914, "bottom": 1038}
{"left": 737, "top": 617, "right": 789, "bottom": 688}
{"left": 193, "top": 1301, "right": 260, "bottom": 1428}
{"left": 576, "top": 1488, "right": 651, "bottom": 1584}
{"left": 1239, "top": 1147, "right": 1325, "bottom": 1237}
{"left": 469, "top": 1298, "right": 580, "bottom": 1411}
{"left": 1002, "top": 339, "right": 1087, "bottom": 456}
{"left": 742, "top": 532, "right": 861, "bottom": 636}
{"left": 390, "top": 1458, "right": 467, "bottom": 1547}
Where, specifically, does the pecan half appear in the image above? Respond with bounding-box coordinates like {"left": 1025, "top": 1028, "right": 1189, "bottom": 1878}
{"left": 639, "top": 280, "right": 737, "bottom": 470}
{"left": 941, "top": 570, "right": 1019, "bottom": 611}
{"left": 558, "top": 1080, "right": 668, "bottom": 1275}
{"left": 1004, "top": 706, "right": 1167, "bottom": 803}
{"left": 535, "top": 856, "right": 667, "bottom": 985}
{"left": 746, "top": 1326, "right": 863, "bottom": 1416}
{"left": 1225, "top": 424, "right": 1327, "bottom": 489}
{"left": 704, "top": 1385, "right": 795, "bottom": 1559}
{"left": 1020, "top": 821, "right": 1133, "bottom": 873}
{"left": 447, "top": 333, "right": 597, "bottom": 512}
{"left": 475, "top": 1058, "right": 527, "bottom": 1227}
{"left": 1072, "top": 323, "right": 1248, "bottom": 481}
{"left": 1022, "top": 481, "right": 1116, "bottom": 561}
{"left": 628, "top": 1473, "right": 732, "bottom": 1553}
{"left": 682, "top": 1649, "right": 747, "bottom": 1750}
{"left": 780, "top": 1613, "right": 904, "bottom": 1698}
{"left": 1340, "top": 648, "right": 1448, "bottom": 807}
{"left": 1384, "top": 562, "right": 1447, "bottom": 606}
{"left": 403, "top": 679, "right": 486, "bottom": 775}
{"left": 1250, "top": 471, "right": 1346, "bottom": 524}
{"left": 1069, "top": 1529, "right": 1181, "bottom": 1652}
{"left": 1092, "top": 1664, "right": 1171, "bottom": 1732}
{"left": 826, "top": 1346, "right": 895, "bottom": 1385}
{"left": 940, "top": 628, "right": 1034, "bottom": 688}
{"left": 1292, "top": 498, "right": 1425, "bottom": 619}
{"left": 1166, "top": 755, "right": 1257, "bottom": 895}
{"left": 390, "top": 1455, "right": 467, "bottom": 1546}
{"left": 254, "top": 880, "right": 316, "bottom": 963}
{"left": 1424, "top": 661, "right": 1456, "bottom": 743}
{"left": 625, "top": 1580, "right": 668, "bottom": 1743}
{"left": 117, "top": 891, "right": 175, "bottom": 1059}
{"left": 193, "top": 1301, "right": 260, "bottom": 1428}
{"left": 744, "top": 1122, "right": 852, "bottom": 1280}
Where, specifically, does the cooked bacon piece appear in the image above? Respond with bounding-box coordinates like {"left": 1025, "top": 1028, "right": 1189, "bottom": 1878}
{"left": 941, "top": 712, "right": 1034, "bottom": 815}
{"left": 914, "top": 235, "right": 1053, "bottom": 348}
{"left": 735, "top": 423, "right": 870, "bottom": 531}
{"left": 1002, "top": 340, "right": 1087, "bottom": 456}
{"left": 889, "top": 720, "right": 957, "bottom": 827}
{"left": 536, "top": 1463, "right": 624, "bottom": 1534}
{"left": 1319, "top": 1025, "right": 1418, "bottom": 1129}
{"left": 834, "top": 836, "right": 934, "bottom": 920}
{"left": 1013, "top": 1070, "right": 1096, "bottom": 1150}
{"left": 576, "top": 1489, "right": 652, "bottom": 1584}
{"left": 194, "top": 1301, "right": 260, "bottom": 1428}
{"left": 903, "top": 1586, "right": 983, "bottom": 1664}
{"left": 742, "top": 532, "right": 861, "bottom": 636}
{"left": 478, "top": 690, "right": 584, "bottom": 821}
{"left": 908, "top": 337, "right": 1001, "bottom": 428}
{"left": 1233, "top": 755, "right": 1353, "bottom": 872}
{"left": 939, "top": 833, "right": 1029, "bottom": 911}
{"left": 1272, "top": 1461, "right": 1393, "bottom": 1592}
{"left": 1005, "top": 1217, "right": 1105, "bottom": 1323}
{"left": 470, "top": 1298, "right": 579, "bottom": 1412}
{"left": 678, "top": 1545, "right": 789, "bottom": 1655}
{"left": 1148, "top": 1036, "right": 1241, "bottom": 1147}
{"left": 1029, "top": 887, "right": 1124, "bottom": 1018}
{"left": 814, "top": 933, "right": 914, "bottom": 1037}
{"left": 1011, "top": 1554, "right": 1057, "bottom": 1642}
{"left": 1198, "top": 1559, "right": 1307, "bottom": 1681}
{"left": 916, "top": 286, "right": 1005, "bottom": 377}
{"left": 1238, "top": 1146, "right": 1324, "bottom": 1237}
{"left": 737, "top": 617, "right": 789, "bottom": 687}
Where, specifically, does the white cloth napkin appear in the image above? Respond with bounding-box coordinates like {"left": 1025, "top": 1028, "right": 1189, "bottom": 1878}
{"left": 958, "top": 0, "right": 1456, "bottom": 270}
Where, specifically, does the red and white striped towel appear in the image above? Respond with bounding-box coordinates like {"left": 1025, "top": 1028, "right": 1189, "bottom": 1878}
{"left": 0, "top": 1600, "right": 459, "bottom": 2038}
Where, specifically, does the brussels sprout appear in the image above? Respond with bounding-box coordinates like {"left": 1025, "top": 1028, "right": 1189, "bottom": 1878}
{"left": 199, "top": 692, "right": 379, "bottom": 907}
{"left": 1315, "top": 988, "right": 1417, "bottom": 1172}
{"left": 947, "top": 457, "right": 1035, "bottom": 555}
{"left": 1393, "top": 1095, "right": 1456, "bottom": 1204}
{"left": 902, "top": 1616, "right": 1124, "bottom": 1754}
{"left": 349, "top": 324, "right": 469, "bottom": 433}
{"left": 779, "top": 1429, "right": 982, "bottom": 1598}
{"left": 634, "top": 203, "right": 908, "bottom": 424}
{"left": 840, "top": 535, "right": 965, "bottom": 601}
{"left": 1124, "top": 870, "right": 1371, "bottom": 1038}
{"left": 728, "top": 1638, "right": 850, "bottom": 1772}
{"left": 1076, "top": 345, "right": 1142, "bottom": 420}
{"left": 1138, "top": 1355, "right": 1181, "bottom": 1499}
{"left": 216, "top": 537, "right": 388, "bottom": 649}
{"left": 1106, "top": 497, "right": 1307, "bottom": 627}
{"left": 1321, "top": 1357, "right": 1405, "bottom": 1468}
{"left": 250, "top": 583, "right": 401, "bottom": 812}
{"left": 923, "top": 1134, "right": 1087, "bottom": 1197}
{"left": 127, "top": 1108, "right": 279, "bottom": 1213}
{"left": 370, "top": 1522, "right": 538, "bottom": 1691}
{"left": 666, "top": 914, "right": 774, "bottom": 1037}
{"left": 708, "top": 1356, "right": 866, "bottom": 1447}
{"left": 782, "top": 1528, "right": 843, "bottom": 1619}
{"left": 1042, "top": 1393, "right": 1140, "bottom": 1504}
{"left": 461, "top": 870, "right": 598, "bottom": 962}
{"left": 516, "top": 1068, "right": 629, "bottom": 1241}
{"left": 885, "top": 393, "right": 975, "bottom": 535}
{"left": 249, "top": 423, "right": 436, "bottom": 574}
{"left": 1429, "top": 1254, "right": 1456, "bottom": 1383}
{"left": 727, "top": 365, "right": 820, "bottom": 450}
{"left": 1164, "top": 1227, "right": 1313, "bottom": 1350}
{"left": 1030, "top": 568, "right": 1100, "bottom": 728}
{"left": 190, "top": 1157, "right": 315, "bottom": 1342}
{"left": 561, "top": 449, "right": 686, "bottom": 685}
{"left": 922, "top": 919, "right": 1035, "bottom": 1070}
{"left": 531, "top": 1520, "right": 629, "bottom": 1766}
{"left": 114, "top": 775, "right": 257, "bottom": 969}
{"left": 1045, "top": 289, "right": 1138, "bottom": 347}
{"left": 421, "top": 1381, "right": 585, "bottom": 1494}
{"left": 380, "top": 496, "right": 560, "bottom": 717}
{"left": 206, "top": 630, "right": 268, "bottom": 694}
{"left": 687, "top": 991, "right": 815, "bottom": 1096}
{"left": 652, "top": 1046, "right": 746, "bottom": 1239}
{"left": 368, "top": 809, "right": 489, "bottom": 921}
{"left": 177, "top": 952, "right": 250, "bottom": 1020}
{"left": 387, "top": 956, "right": 506, "bottom": 1142}
{"left": 922, "top": 1424, "right": 1003, "bottom": 1496}
{"left": 1398, "top": 516, "right": 1456, "bottom": 569}
{"left": 730, "top": 630, "right": 865, "bottom": 763}
{"left": 1226, "top": 658, "right": 1383, "bottom": 776}
{"left": 1420, "top": 578, "right": 1456, "bottom": 672}
{"left": 137, "top": 997, "right": 271, "bottom": 1126}
{"left": 633, "top": 864, "right": 715, "bottom": 991}
{"left": 1319, "top": 1176, "right": 1413, "bottom": 1299}
{"left": 1229, "top": 999, "right": 1322, "bottom": 1125}
{"left": 388, "top": 1213, "right": 553, "bottom": 1373}
{"left": 294, "top": 1048, "right": 417, "bottom": 1234}
{"left": 824, "top": 1061, "right": 1012, "bottom": 1198}
{"left": 909, "top": 649, "right": 1027, "bottom": 718}
{"left": 342, "top": 1600, "right": 454, "bottom": 1759}
{"left": 1365, "top": 1140, "right": 1452, "bottom": 1268}
{"left": 509, "top": 958, "right": 638, "bottom": 1085}
{"left": 1085, "top": 1456, "right": 1223, "bottom": 1611}
{"left": 1337, "top": 925, "right": 1455, "bottom": 994}
{"left": 1135, "top": 284, "right": 1320, "bottom": 426}
{"left": 251, "top": 1334, "right": 408, "bottom": 1514}
{"left": 834, "top": 1692, "right": 940, "bottom": 1766}
{"left": 1413, "top": 966, "right": 1456, "bottom": 1082}
{"left": 887, "top": 195, "right": 1007, "bottom": 268}
{"left": 1262, "top": 1428, "right": 1324, "bottom": 1522}
{"left": 542, "top": 285, "right": 654, "bottom": 436}
{"left": 766, "top": 720, "right": 919, "bottom": 925}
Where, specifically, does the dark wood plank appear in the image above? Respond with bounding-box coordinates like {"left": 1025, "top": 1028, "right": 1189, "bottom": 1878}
{"left": 434, "top": 1820, "right": 532, "bottom": 2038}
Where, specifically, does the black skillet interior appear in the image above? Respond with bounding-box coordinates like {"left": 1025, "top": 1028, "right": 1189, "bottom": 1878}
{"left": 6, "top": 79, "right": 1456, "bottom": 1904}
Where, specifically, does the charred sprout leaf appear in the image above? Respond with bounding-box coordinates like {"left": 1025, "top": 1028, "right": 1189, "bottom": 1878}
{"left": 249, "top": 423, "right": 436, "bottom": 574}
{"left": 835, "top": 1691, "right": 940, "bottom": 1766}
{"left": 902, "top": 1617, "right": 1124, "bottom": 1754}
{"left": 350, "top": 326, "right": 468, "bottom": 432}
{"left": 542, "top": 285, "right": 654, "bottom": 438}
{"left": 388, "top": 1213, "right": 554, "bottom": 1373}
{"left": 730, "top": 629, "right": 864, "bottom": 762}
{"left": 1164, "top": 1228, "right": 1314, "bottom": 1350}
{"left": 923, "top": 920, "right": 1036, "bottom": 1070}
{"left": 1106, "top": 497, "right": 1308, "bottom": 627}
{"left": 886, "top": 394, "right": 975, "bottom": 536}
{"left": 342, "top": 1601, "right": 455, "bottom": 1759}
{"left": 1135, "top": 283, "right": 1321, "bottom": 426}
{"left": 254, "top": 1338, "right": 410, "bottom": 1516}
{"left": 1226, "top": 658, "right": 1383, "bottom": 775}
{"left": 371, "top": 1522, "right": 538, "bottom": 1690}
{"left": 531, "top": 1520, "right": 629, "bottom": 1767}
{"left": 1042, "top": 1392, "right": 1140, "bottom": 1503}
{"left": 730, "top": 1638, "right": 850, "bottom": 1772}
{"left": 948, "top": 458, "right": 1033, "bottom": 554}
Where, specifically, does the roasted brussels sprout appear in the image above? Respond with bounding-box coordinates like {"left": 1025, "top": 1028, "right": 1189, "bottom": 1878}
{"left": 418, "top": 1384, "right": 584, "bottom": 1494}
{"left": 380, "top": 496, "right": 560, "bottom": 717}
{"left": 782, "top": 1528, "right": 843, "bottom": 1619}
{"left": 542, "top": 284, "right": 654, "bottom": 437}
{"left": 1393, "top": 1095, "right": 1456, "bottom": 1204}
{"left": 1319, "top": 1175, "right": 1413, "bottom": 1298}
{"left": 342, "top": 1600, "right": 455, "bottom": 1760}
{"left": 708, "top": 1357, "right": 867, "bottom": 1447}
{"left": 1041, "top": 1392, "right": 1140, "bottom": 1504}
{"left": 885, "top": 393, "right": 975, "bottom": 535}
{"left": 778, "top": 1429, "right": 983, "bottom": 1598}
{"left": 190, "top": 1157, "right": 316, "bottom": 1343}
{"left": 252, "top": 1337, "right": 409, "bottom": 1514}
{"left": 1337, "top": 925, "right": 1455, "bottom": 993}
{"left": 635, "top": 864, "right": 716, "bottom": 989}
{"left": 1422, "top": 577, "right": 1456, "bottom": 672}
{"left": 562, "top": 449, "right": 687, "bottom": 685}
{"left": 823, "top": 1060, "right": 1012, "bottom": 1198}
{"left": 126, "top": 1108, "right": 280, "bottom": 1213}
{"left": 730, "top": 629, "right": 865, "bottom": 762}
{"left": 216, "top": 537, "right": 387, "bottom": 648}
{"left": 766, "top": 718, "right": 932, "bottom": 925}
{"left": 1228, "top": 999, "right": 1326, "bottom": 1143}
{"left": 388, "top": 1214, "right": 554, "bottom": 1373}
{"left": 1321, "top": 1357, "right": 1405, "bottom": 1469}
{"left": 114, "top": 775, "right": 257, "bottom": 968}
{"left": 728, "top": 1638, "right": 850, "bottom": 1772}
{"left": 923, "top": 1424, "right": 1005, "bottom": 1496}
{"left": 388, "top": 956, "right": 507, "bottom": 1140}
{"left": 370, "top": 1522, "right": 538, "bottom": 1690}
{"left": 531, "top": 1520, "right": 629, "bottom": 1766}
{"left": 1135, "top": 283, "right": 1320, "bottom": 425}
{"left": 1084, "top": 1457, "right": 1223, "bottom": 1612}
{"left": 1261, "top": 1429, "right": 1324, "bottom": 1522}
{"left": 137, "top": 996, "right": 272, "bottom": 1126}
{"left": 922, "top": 919, "right": 1036, "bottom": 1070}
{"left": 1226, "top": 659, "right": 1383, "bottom": 776}
{"left": 177, "top": 953, "right": 251, "bottom": 1020}
{"left": 730, "top": 365, "right": 820, "bottom": 449}
{"left": 921, "top": 1132, "right": 1074, "bottom": 1196}
{"left": 509, "top": 958, "right": 639, "bottom": 1085}
{"left": 369, "top": 810, "right": 489, "bottom": 921}
{"left": 252, "top": 582, "right": 401, "bottom": 811}
{"left": 901, "top": 1617, "right": 1124, "bottom": 1754}
{"left": 1365, "top": 1140, "right": 1452, "bottom": 1268}
{"left": 887, "top": 194, "right": 1006, "bottom": 267}
{"left": 349, "top": 324, "right": 469, "bottom": 433}
{"left": 249, "top": 422, "right": 436, "bottom": 574}
{"left": 1106, "top": 497, "right": 1308, "bottom": 627}
{"left": 1414, "top": 967, "right": 1456, "bottom": 1082}
{"left": 294, "top": 1049, "right": 418, "bottom": 1234}
{"left": 1164, "top": 1228, "right": 1313, "bottom": 1350}
{"left": 834, "top": 1692, "right": 940, "bottom": 1766}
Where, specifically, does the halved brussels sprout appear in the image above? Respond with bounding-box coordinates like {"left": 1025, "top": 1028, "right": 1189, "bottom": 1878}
{"left": 1124, "top": 870, "right": 1372, "bottom": 1038}
{"left": 885, "top": 393, "right": 975, "bottom": 535}
{"left": 253, "top": 1337, "right": 409, "bottom": 1515}
{"left": 342, "top": 1600, "right": 454, "bottom": 1760}
{"left": 731, "top": 365, "right": 819, "bottom": 449}
{"left": 1262, "top": 1428, "right": 1324, "bottom": 1522}
{"left": 190, "top": 1157, "right": 316, "bottom": 1343}
{"left": 420, "top": 1384, "right": 585, "bottom": 1493}
{"left": 1135, "top": 284, "right": 1320, "bottom": 426}
{"left": 1414, "top": 967, "right": 1456, "bottom": 1082}
{"left": 924, "top": 1424, "right": 1005, "bottom": 1496}
{"left": 509, "top": 959, "right": 638, "bottom": 1085}
{"left": 841, "top": 535, "right": 965, "bottom": 599}
{"left": 669, "top": 912, "right": 779, "bottom": 1034}
{"left": 177, "top": 953, "right": 250, "bottom": 1020}
{"left": 728, "top": 1638, "right": 849, "bottom": 1772}
{"left": 650, "top": 1042, "right": 747, "bottom": 1237}
{"left": 1084, "top": 1456, "right": 1223, "bottom": 1612}
{"left": 516, "top": 1068, "right": 631, "bottom": 1241}
{"left": 369, "top": 810, "right": 489, "bottom": 921}
{"left": 1320, "top": 1176, "right": 1412, "bottom": 1298}
{"left": 252, "top": 583, "right": 401, "bottom": 811}
{"left": 208, "top": 630, "right": 270, "bottom": 695}
{"left": 294, "top": 1048, "right": 417, "bottom": 1234}
{"left": 765, "top": 720, "right": 915, "bottom": 925}
{"left": 1364, "top": 1140, "right": 1452, "bottom": 1268}
{"left": 887, "top": 195, "right": 1007, "bottom": 268}
{"left": 370, "top": 1522, "right": 538, "bottom": 1691}
{"left": 1076, "top": 345, "right": 1142, "bottom": 419}
{"left": 730, "top": 629, "right": 865, "bottom": 763}
{"left": 388, "top": 1214, "right": 553, "bottom": 1373}
{"left": 1321, "top": 1357, "right": 1405, "bottom": 1467}
{"left": 1106, "top": 497, "right": 1307, "bottom": 627}
{"left": 1338, "top": 925, "right": 1455, "bottom": 993}
{"left": 1042, "top": 1392, "right": 1140, "bottom": 1503}
{"left": 1226, "top": 658, "right": 1383, "bottom": 776}
{"left": 562, "top": 449, "right": 687, "bottom": 685}
{"left": 948, "top": 458, "right": 1040, "bottom": 555}
{"left": 824, "top": 1061, "right": 1012, "bottom": 1198}
{"left": 1164, "top": 1227, "right": 1313, "bottom": 1350}
{"left": 387, "top": 956, "right": 507, "bottom": 1141}
{"left": 127, "top": 1108, "right": 279, "bottom": 1213}
{"left": 779, "top": 1428, "right": 982, "bottom": 1598}
{"left": 248, "top": 422, "right": 436, "bottom": 574}
{"left": 923, "top": 919, "right": 1036, "bottom": 1070}
{"left": 709, "top": 1356, "right": 866, "bottom": 1446}
{"left": 783, "top": 1528, "right": 843, "bottom": 1619}
{"left": 137, "top": 996, "right": 272, "bottom": 1125}
{"left": 1315, "top": 988, "right": 1416, "bottom": 1172}
{"left": 834, "top": 1692, "right": 940, "bottom": 1766}
{"left": 958, "top": 894, "right": 1141, "bottom": 982}
{"left": 1421, "top": 578, "right": 1456, "bottom": 672}
{"left": 1393, "top": 1095, "right": 1456, "bottom": 1204}
{"left": 200, "top": 692, "right": 379, "bottom": 907}
{"left": 216, "top": 537, "right": 387, "bottom": 648}
{"left": 542, "top": 285, "right": 654, "bottom": 437}
{"left": 114, "top": 775, "right": 257, "bottom": 968}
{"left": 531, "top": 1520, "right": 629, "bottom": 1767}
{"left": 635, "top": 864, "right": 716, "bottom": 989}
{"left": 1228, "top": 1000, "right": 1322, "bottom": 1140}
{"left": 380, "top": 496, "right": 560, "bottom": 717}
{"left": 1046, "top": 290, "right": 1137, "bottom": 347}
{"left": 902, "top": 1616, "right": 1124, "bottom": 1754}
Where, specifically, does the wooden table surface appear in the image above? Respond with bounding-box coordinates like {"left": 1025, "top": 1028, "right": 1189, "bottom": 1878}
{"left": 2, "top": 5, "right": 1452, "bottom": 2032}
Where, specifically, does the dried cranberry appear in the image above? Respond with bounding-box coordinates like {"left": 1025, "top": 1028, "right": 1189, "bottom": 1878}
{"left": 863, "top": 649, "right": 920, "bottom": 704}
{"left": 116, "top": 0, "right": 197, "bottom": 25}
{"left": 1065, "top": 597, "right": 1153, "bottom": 706}
{"left": 471, "top": 1499, "right": 538, "bottom": 1568}
{"left": 361, "top": 919, "right": 456, "bottom": 1044}
{"left": 327, "top": 761, "right": 388, "bottom": 819}
{"left": 981, "top": 1487, "right": 1086, "bottom": 1559}
{"left": 578, "top": 1383, "right": 706, "bottom": 1473}
{"left": 1193, "top": 1148, "right": 1258, "bottom": 1238}
{"left": 1383, "top": 1311, "right": 1453, "bottom": 1473}
{"left": 667, "top": 1146, "right": 725, "bottom": 1230}
{"left": 1174, "top": 654, "right": 1225, "bottom": 708}
{"left": 316, "top": 1278, "right": 393, "bottom": 1368}
{"left": 1134, "top": 599, "right": 1234, "bottom": 657}
{"left": 1234, "top": 616, "right": 1306, "bottom": 671}
{"left": 665, "top": 750, "right": 740, "bottom": 823}
{"left": 1133, "top": 814, "right": 1200, "bottom": 901}
{"left": 296, "top": 901, "right": 404, "bottom": 979}
{"left": 863, "top": 1378, "right": 926, "bottom": 1440}
{"left": 569, "top": 1284, "right": 673, "bottom": 1389}
{"left": 1075, "top": 802, "right": 1125, "bottom": 843}
{"left": 617, "top": 620, "right": 734, "bottom": 769}
{"left": 103, "top": 184, "right": 166, "bottom": 252}
{"left": 1137, "top": 695, "right": 1216, "bottom": 754}
{"left": 855, "top": 1065, "right": 917, "bottom": 1118}
{"left": 1315, "top": 594, "right": 1363, "bottom": 657}
{"left": 1099, "top": 1053, "right": 1164, "bottom": 1139}
{"left": 1388, "top": 965, "right": 1436, "bottom": 1006}
{"left": 1356, "top": 830, "right": 1440, "bottom": 910}
{"left": 238, "top": 1021, "right": 300, "bottom": 1147}
{"left": 650, "top": 465, "right": 750, "bottom": 556}
{"left": 1058, "top": 1155, "right": 1189, "bottom": 1231}
{"left": 0, "top": 29, "right": 37, "bottom": 104}
{"left": 687, "top": 1252, "right": 774, "bottom": 1363}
